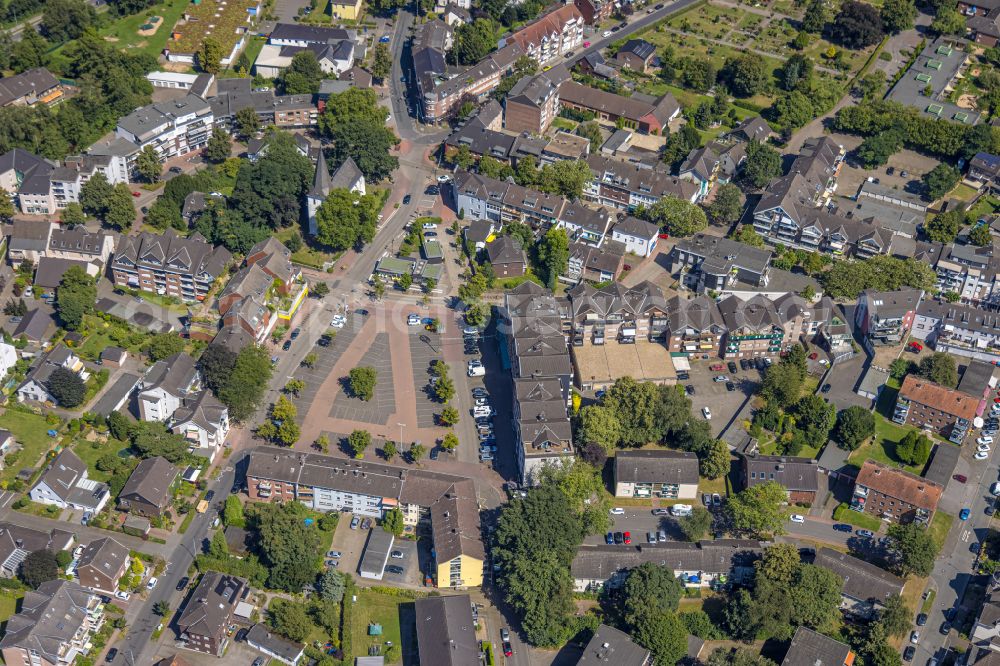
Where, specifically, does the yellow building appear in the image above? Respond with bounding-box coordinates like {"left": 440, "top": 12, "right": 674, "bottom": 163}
{"left": 329, "top": 0, "right": 363, "bottom": 21}
{"left": 431, "top": 481, "right": 485, "bottom": 589}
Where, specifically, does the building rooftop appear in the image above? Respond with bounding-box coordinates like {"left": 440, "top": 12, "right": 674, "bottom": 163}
{"left": 577, "top": 624, "right": 651, "bottom": 665}
{"left": 813, "top": 547, "right": 905, "bottom": 603}
{"left": 898, "top": 373, "right": 979, "bottom": 421}
{"left": 614, "top": 450, "right": 698, "bottom": 485}
{"left": 415, "top": 595, "right": 478, "bottom": 666}
{"left": 743, "top": 454, "right": 820, "bottom": 492}
{"left": 780, "top": 626, "right": 853, "bottom": 666}
{"left": 887, "top": 36, "right": 980, "bottom": 124}
{"left": 855, "top": 459, "right": 944, "bottom": 513}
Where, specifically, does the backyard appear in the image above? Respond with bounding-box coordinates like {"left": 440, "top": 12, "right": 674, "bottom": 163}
{"left": 349, "top": 588, "right": 421, "bottom": 665}
{"left": 0, "top": 410, "right": 57, "bottom": 486}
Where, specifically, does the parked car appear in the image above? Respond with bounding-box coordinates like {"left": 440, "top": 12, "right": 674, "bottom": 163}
{"left": 350, "top": 516, "right": 360, "bottom": 529}
{"left": 726, "top": 382, "right": 736, "bottom": 392}
{"left": 711, "top": 493, "right": 721, "bottom": 507}
{"left": 727, "top": 361, "right": 738, "bottom": 374}
{"left": 327, "top": 551, "right": 342, "bottom": 558}
{"left": 407, "top": 313, "right": 421, "bottom": 326}
{"left": 676, "top": 372, "right": 689, "bottom": 380}
{"left": 106, "top": 648, "right": 118, "bottom": 663}
{"left": 282, "top": 339, "right": 292, "bottom": 351}
{"left": 832, "top": 524, "right": 852, "bottom": 533}
{"left": 903, "top": 646, "right": 915, "bottom": 662}
{"left": 176, "top": 577, "right": 189, "bottom": 591}
{"left": 857, "top": 529, "right": 874, "bottom": 538}
{"left": 622, "top": 531, "right": 631, "bottom": 544}
{"left": 386, "top": 565, "right": 404, "bottom": 575}
{"left": 651, "top": 508, "right": 671, "bottom": 515}
{"left": 391, "top": 550, "right": 404, "bottom": 559}
{"left": 789, "top": 514, "right": 805, "bottom": 523}
{"left": 361, "top": 518, "right": 372, "bottom": 530}
{"left": 916, "top": 613, "right": 927, "bottom": 627}
{"left": 613, "top": 531, "right": 623, "bottom": 544}
{"left": 605, "top": 532, "right": 614, "bottom": 544}
{"left": 702, "top": 406, "right": 712, "bottom": 419}
{"left": 610, "top": 507, "right": 625, "bottom": 515}
{"left": 960, "top": 507, "right": 971, "bottom": 520}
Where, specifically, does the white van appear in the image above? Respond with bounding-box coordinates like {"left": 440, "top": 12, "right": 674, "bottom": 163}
{"left": 670, "top": 504, "right": 693, "bottom": 517}
{"left": 468, "top": 365, "right": 485, "bottom": 377}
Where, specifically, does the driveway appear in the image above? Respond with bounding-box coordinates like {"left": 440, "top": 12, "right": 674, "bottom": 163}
{"left": 273, "top": 0, "right": 313, "bottom": 23}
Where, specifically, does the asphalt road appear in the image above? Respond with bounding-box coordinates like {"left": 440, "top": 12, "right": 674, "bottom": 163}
{"left": 109, "top": 454, "right": 243, "bottom": 665}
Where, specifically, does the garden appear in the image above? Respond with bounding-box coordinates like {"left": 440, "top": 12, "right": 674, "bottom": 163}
{"left": 0, "top": 409, "right": 59, "bottom": 487}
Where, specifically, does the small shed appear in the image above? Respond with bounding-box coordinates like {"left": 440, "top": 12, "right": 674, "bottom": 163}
{"left": 123, "top": 515, "right": 151, "bottom": 535}
{"left": 101, "top": 347, "right": 128, "bottom": 368}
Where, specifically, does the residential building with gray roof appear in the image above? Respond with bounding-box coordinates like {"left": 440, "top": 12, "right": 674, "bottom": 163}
{"left": 414, "top": 595, "right": 478, "bottom": 666}
{"left": 0, "top": 580, "right": 105, "bottom": 666}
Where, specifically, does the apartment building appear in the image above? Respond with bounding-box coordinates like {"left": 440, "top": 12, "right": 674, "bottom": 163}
{"left": 420, "top": 43, "right": 524, "bottom": 123}
{"left": 855, "top": 288, "right": 923, "bottom": 348}
{"left": 781, "top": 627, "right": 855, "bottom": 666}
{"left": 112, "top": 229, "right": 232, "bottom": 302}
{"left": 504, "top": 71, "right": 560, "bottom": 134}
{"left": 566, "top": 239, "right": 626, "bottom": 283}
{"left": 664, "top": 295, "right": 726, "bottom": 358}
{"left": 0, "top": 68, "right": 61, "bottom": 108}
{"left": 414, "top": 595, "right": 479, "bottom": 666}
{"left": 177, "top": 573, "right": 249, "bottom": 656}
{"left": 678, "top": 140, "right": 746, "bottom": 201}
{"left": 851, "top": 459, "right": 944, "bottom": 525}
{"left": 893, "top": 373, "right": 977, "bottom": 444}
{"left": 571, "top": 540, "right": 762, "bottom": 592}
{"left": 584, "top": 154, "right": 700, "bottom": 209}
{"left": 741, "top": 454, "right": 820, "bottom": 504}
{"left": 76, "top": 537, "right": 130, "bottom": 595}
{"left": 171, "top": 389, "right": 231, "bottom": 460}
{"left": 502, "top": 282, "right": 574, "bottom": 482}
{"left": 610, "top": 216, "right": 659, "bottom": 257}
{"left": 719, "top": 295, "right": 789, "bottom": 359}
{"left": 970, "top": 152, "right": 1000, "bottom": 190}
{"left": 929, "top": 241, "right": 998, "bottom": 303}
{"left": 116, "top": 95, "right": 213, "bottom": 159}
{"left": 613, "top": 450, "right": 699, "bottom": 499}
{"left": 30, "top": 449, "right": 110, "bottom": 514}
{"left": 567, "top": 280, "right": 669, "bottom": 345}
{"left": 579, "top": 626, "right": 651, "bottom": 666}
{"left": 430, "top": 481, "right": 485, "bottom": 589}
{"left": 814, "top": 547, "right": 906, "bottom": 618}
{"left": 668, "top": 233, "right": 772, "bottom": 294}
{"left": 913, "top": 298, "right": 1000, "bottom": 362}
{"left": 504, "top": 3, "right": 584, "bottom": 65}
{"left": 0, "top": 580, "right": 105, "bottom": 666}
{"left": 558, "top": 81, "right": 679, "bottom": 135}
{"left": 209, "top": 78, "right": 319, "bottom": 129}
{"left": 0, "top": 147, "right": 130, "bottom": 216}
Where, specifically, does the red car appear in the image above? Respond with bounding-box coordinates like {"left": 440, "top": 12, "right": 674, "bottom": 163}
{"left": 623, "top": 531, "right": 631, "bottom": 544}
{"left": 907, "top": 342, "right": 923, "bottom": 352}
{"left": 710, "top": 364, "right": 725, "bottom": 371}
{"left": 808, "top": 352, "right": 818, "bottom": 360}
{"left": 658, "top": 232, "right": 669, "bottom": 239}
{"left": 953, "top": 474, "right": 968, "bottom": 483}
{"left": 132, "top": 191, "right": 141, "bottom": 197}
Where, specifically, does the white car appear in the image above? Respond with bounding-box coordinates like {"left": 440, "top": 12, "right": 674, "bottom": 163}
{"left": 818, "top": 359, "right": 829, "bottom": 366}
{"left": 422, "top": 222, "right": 437, "bottom": 230}
{"left": 114, "top": 590, "right": 130, "bottom": 601}
{"left": 789, "top": 514, "right": 805, "bottom": 523}
{"left": 147, "top": 577, "right": 158, "bottom": 590}
{"left": 980, "top": 443, "right": 992, "bottom": 453}
{"left": 407, "top": 314, "right": 421, "bottom": 326}
{"left": 980, "top": 450, "right": 993, "bottom": 461}
{"left": 670, "top": 504, "right": 693, "bottom": 516}
{"left": 602, "top": 30, "right": 612, "bottom": 37}
{"left": 991, "top": 482, "right": 1000, "bottom": 496}
{"left": 702, "top": 406, "right": 712, "bottom": 420}
{"left": 610, "top": 507, "right": 625, "bottom": 515}
{"left": 437, "top": 174, "right": 451, "bottom": 183}
{"left": 330, "top": 315, "right": 346, "bottom": 329}
{"left": 980, "top": 436, "right": 995, "bottom": 445}
{"left": 713, "top": 375, "right": 727, "bottom": 382}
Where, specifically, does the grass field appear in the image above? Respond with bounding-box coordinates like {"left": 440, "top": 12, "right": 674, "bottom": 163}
{"left": 0, "top": 592, "right": 22, "bottom": 623}
{"left": 832, "top": 502, "right": 882, "bottom": 531}
{"left": 350, "top": 590, "right": 413, "bottom": 665}
{"left": 72, "top": 438, "right": 129, "bottom": 483}
{"left": 0, "top": 411, "right": 56, "bottom": 485}
{"left": 847, "top": 416, "right": 925, "bottom": 476}
{"left": 928, "top": 511, "right": 954, "bottom": 551}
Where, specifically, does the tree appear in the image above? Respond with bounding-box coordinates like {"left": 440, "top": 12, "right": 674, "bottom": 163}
{"left": 708, "top": 183, "right": 743, "bottom": 224}
{"left": 0, "top": 188, "right": 15, "bottom": 223}
{"left": 856, "top": 70, "right": 888, "bottom": 99}
{"left": 40, "top": 0, "right": 96, "bottom": 43}
{"left": 576, "top": 405, "right": 622, "bottom": 453}
{"left": 409, "top": 443, "right": 426, "bottom": 462}
{"left": 761, "top": 362, "right": 803, "bottom": 409}
{"left": 923, "top": 163, "right": 960, "bottom": 200}
{"left": 880, "top": 0, "right": 917, "bottom": 33}
{"left": 604, "top": 377, "right": 662, "bottom": 446}
{"left": 770, "top": 90, "right": 814, "bottom": 129}
{"left": 153, "top": 600, "right": 171, "bottom": 616}
{"left": 205, "top": 127, "right": 231, "bottom": 163}
{"left": 348, "top": 366, "right": 377, "bottom": 401}
{"left": 834, "top": 405, "right": 875, "bottom": 450}
{"left": 536, "top": 160, "right": 593, "bottom": 199}
{"left": 12, "top": 27, "right": 49, "bottom": 73}
{"left": 622, "top": 562, "right": 683, "bottom": 626}
{"left": 970, "top": 224, "right": 993, "bottom": 246}
{"left": 856, "top": 130, "right": 903, "bottom": 168}
{"left": 440, "top": 431, "right": 459, "bottom": 451}
{"left": 397, "top": 273, "right": 413, "bottom": 291}
{"left": 234, "top": 107, "right": 261, "bottom": 140}
{"left": 733, "top": 224, "right": 765, "bottom": 247}
{"left": 56, "top": 265, "right": 96, "bottom": 331}
{"left": 919, "top": 351, "right": 958, "bottom": 387}
{"left": 200, "top": 344, "right": 238, "bottom": 393}
{"left": 382, "top": 441, "right": 397, "bottom": 461}
{"left": 887, "top": 522, "right": 938, "bottom": 576}
{"left": 370, "top": 43, "right": 391, "bottom": 83}
{"left": 198, "top": 37, "right": 224, "bottom": 74}
{"left": 727, "top": 481, "right": 787, "bottom": 537}
{"left": 439, "top": 405, "right": 459, "bottom": 426}
{"left": 537, "top": 226, "right": 569, "bottom": 289}
{"left": 145, "top": 333, "right": 185, "bottom": 362}
{"left": 743, "top": 140, "right": 782, "bottom": 188}
{"left": 283, "top": 50, "right": 323, "bottom": 95}
{"left": 105, "top": 183, "right": 137, "bottom": 230}
{"left": 700, "top": 440, "right": 731, "bottom": 479}
{"left": 896, "top": 430, "right": 932, "bottom": 466}
{"left": 107, "top": 411, "right": 131, "bottom": 441}
{"left": 46, "top": 366, "right": 86, "bottom": 407}
{"left": 223, "top": 495, "right": 246, "bottom": 527}
{"left": 633, "top": 612, "right": 688, "bottom": 666}
{"left": 136, "top": 145, "right": 161, "bottom": 183}
{"left": 645, "top": 196, "right": 708, "bottom": 237}
{"left": 268, "top": 600, "right": 312, "bottom": 642}
{"left": 707, "top": 647, "right": 777, "bottom": 666}
{"left": 80, "top": 172, "right": 114, "bottom": 218}
{"left": 756, "top": 543, "right": 800, "bottom": 583}
{"left": 721, "top": 54, "right": 768, "bottom": 97}
{"left": 576, "top": 121, "right": 604, "bottom": 150}
{"left": 453, "top": 19, "right": 496, "bottom": 65}
{"left": 880, "top": 594, "right": 913, "bottom": 638}
{"left": 778, "top": 54, "right": 813, "bottom": 92}
{"left": 218, "top": 345, "right": 274, "bottom": 422}
{"left": 931, "top": 7, "right": 967, "bottom": 35}
{"left": 314, "top": 187, "right": 381, "bottom": 251}
{"left": 348, "top": 429, "right": 372, "bottom": 458}
{"left": 382, "top": 506, "right": 404, "bottom": 536}
{"left": 318, "top": 568, "right": 346, "bottom": 602}
{"left": 801, "top": 0, "right": 827, "bottom": 32}
{"left": 130, "top": 421, "right": 193, "bottom": 463}
{"left": 20, "top": 550, "right": 58, "bottom": 588}
{"left": 679, "top": 506, "right": 713, "bottom": 541}
{"left": 312, "top": 282, "right": 330, "bottom": 298}
{"left": 829, "top": 1, "right": 884, "bottom": 48}
{"left": 256, "top": 502, "right": 322, "bottom": 592}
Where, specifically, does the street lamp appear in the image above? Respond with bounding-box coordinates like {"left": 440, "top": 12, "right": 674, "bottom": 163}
{"left": 397, "top": 422, "right": 405, "bottom": 445}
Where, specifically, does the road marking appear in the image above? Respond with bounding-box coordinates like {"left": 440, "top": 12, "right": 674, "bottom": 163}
{"left": 963, "top": 529, "right": 970, "bottom": 542}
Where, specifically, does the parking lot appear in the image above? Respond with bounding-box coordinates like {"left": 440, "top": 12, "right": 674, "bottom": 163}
{"left": 581, "top": 499, "right": 729, "bottom": 546}
{"left": 680, "top": 359, "right": 765, "bottom": 436}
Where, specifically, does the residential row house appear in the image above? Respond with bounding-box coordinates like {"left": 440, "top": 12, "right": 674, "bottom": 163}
{"left": 558, "top": 81, "right": 680, "bottom": 135}
{"left": 678, "top": 140, "right": 747, "bottom": 201}
{"left": 501, "top": 282, "right": 575, "bottom": 483}
{"left": 781, "top": 627, "right": 855, "bottom": 666}
{"left": 209, "top": 77, "right": 319, "bottom": 129}
{"left": 138, "top": 352, "right": 230, "bottom": 460}
{"left": 502, "top": 3, "right": 585, "bottom": 66}
{"left": 246, "top": 447, "right": 485, "bottom": 588}
{"left": 566, "top": 280, "right": 669, "bottom": 346}
{"left": 855, "top": 288, "right": 923, "bottom": 349}
{"left": 912, "top": 297, "right": 1000, "bottom": 363}
{"left": 851, "top": 459, "right": 944, "bottom": 524}
{"left": 112, "top": 229, "right": 232, "bottom": 302}
{"left": 0, "top": 522, "right": 74, "bottom": 579}
{"left": 7, "top": 220, "right": 114, "bottom": 271}
{"left": 668, "top": 233, "right": 773, "bottom": 294}
{"left": 813, "top": 547, "right": 905, "bottom": 619}
{"left": 0, "top": 580, "right": 106, "bottom": 666}
{"left": 0, "top": 68, "right": 63, "bottom": 108}
{"left": 892, "top": 373, "right": 978, "bottom": 445}
{"left": 584, "top": 153, "right": 700, "bottom": 209}
{"left": 0, "top": 148, "right": 130, "bottom": 216}
{"left": 613, "top": 450, "right": 699, "bottom": 499}
{"left": 741, "top": 453, "right": 821, "bottom": 504}
{"left": 968, "top": 587, "right": 1000, "bottom": 661}
{"left": 571, "top": 540, "right": 762, "bottom": 592}
{"left": 578, "top": 625, "right": 652, "bottom": 666}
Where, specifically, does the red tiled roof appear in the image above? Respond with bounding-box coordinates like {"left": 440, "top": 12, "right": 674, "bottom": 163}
{"left": 856, "top": 459, "right": 943, "bottom": 513}
{"left": 511, "top": 4, "right": 583, "bottom": 51}
{"left": 899, "top": 374, "right": 979, "bottom": 420}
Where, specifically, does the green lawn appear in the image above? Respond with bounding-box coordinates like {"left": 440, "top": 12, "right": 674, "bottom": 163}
{"left": 928, "top": 511, "right": 954, "bottom": 551}
{"left": 847, "top": 416, "right": 925, "bottom": 476}
{"left": 276, "top": 228, "right": 343, "bottom": 270}
{"left": 832, "top": 502, "right": 882, "bottom": 531}
{"left": 0, "top": 411, "right": 57, "bottom": 485}
{"left": 0, "top": 592, "right": 22, "bottom": 623}
{"left": 351, "top": 590, "right": 413, "bottom": 664}
{"left": 72, "top": 439, "right": 129, "bottom": 483}
{"left": 947, "top": 182, "right": 981, "bottom": 203}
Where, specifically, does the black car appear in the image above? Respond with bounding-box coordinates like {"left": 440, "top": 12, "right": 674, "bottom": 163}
{"left": 140, "top": 206, "right": 148, "bottom": 214}
{"left": 282, "top": 339, "right": 292, "bottom": 351}
{"left": 655, "top": 2, "right": 664, "bottom": 7}
{"left": 821, "top": 384, "right": 831, "bottom": 393}
{"left": 106, "top": 648, "right": 118, "bottom": 663}
{"left": 403, "top": 194, "right": 411, "bottom": 204}
{"left": 685, "top": 385, "right": 695, "bottom": 395}
{"left": 176, "top": 577, "right": 190, "bottom": 590}
{"left": 725, "top": 382, "right": 736, "bottom": 392}
{"left": 676, "top": 372, "right": 689, "bottom": 380}
{"left": 916, "top": 613, "right": 927, "bottom": 627}
{"left": 755, "top": 358, "right": 766, "bottom": 370}
{"left": 940, "top": 621, "right": 952, "bottom": 635}
{"left": 613, "top": 531, "right": 624, "bottom": 544}
{"left": 472, "top": 388, "right": 488, "bottom": 397}
{"left": 903, "top": 646, "right": 915, "bottom": 662}
{"left": 727, "top": 361, "right": 738, "bottom": 374}
{"left": 832, "top": 523, "right": 852, "bottom": 533}
{"left": 169, "top": 166, "right": 183, "bottom": 173}
{"left": 318, "top": 336, "right": 331, "bottom": 347}
{"left": 205, "top": 490, "right": 215, "bottom": 501}
{"left": 290, "top": 327, "right": 301, "bottom": 340}
{"left": 386, "top": 565, "right": 404, "bottom": 574}
{"left": 356, "top": 309, "right": 369, "bottom": 316}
